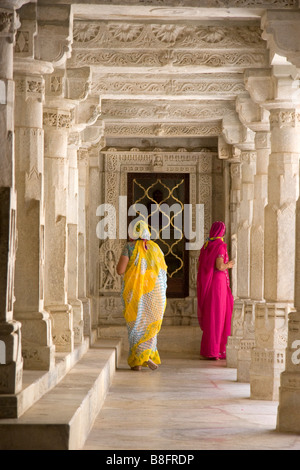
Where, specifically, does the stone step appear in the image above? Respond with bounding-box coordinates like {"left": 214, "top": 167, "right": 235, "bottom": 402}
{"left": 0, "top": 339, "right": 122, "bottom": 450}
{"left": 0, "top": 337, "right": 90, "bottom": 419}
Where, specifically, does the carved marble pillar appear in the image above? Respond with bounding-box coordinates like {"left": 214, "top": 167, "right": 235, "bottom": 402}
{"left": 0, "top": 7, "right": 23, "bottom": 396}
{"left": 78, "top": 149, "right": 91, "bottom": 338}
{"left": 222, "top": 113, "right": 256, "bottom": 369}
{"left": 43, "top": 104, "right": 74, "bottom": 353}
{"left": 226, "top": 160, "right": 242, "bottom": 368}
{"left": 88, "top": 146, "right": 101, "bottom": 333}
{"left": 277, "top": 153, "right": 300, "bottom": 430}
{"left": 13, "top": 67, "right": 55, "bottom": 370}
{"left": 250, "top": 131, "right": 270, "bottom": 302}
{"left": 237, "top": 131, "right": 270, "bottom": 383}
{"left": 234, "top": 97, "right": 271, "bottom": 382}
{"left": 236, "top": 149, "right": 256, "bottom": 382}
{"left": 67, "top": 134, "right": 84, "bottom": 345}
{"left": 250, "top": 108, "right": 300, "bottom": 400}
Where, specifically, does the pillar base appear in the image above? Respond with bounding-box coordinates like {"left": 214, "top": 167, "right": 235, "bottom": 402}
{"left": 237, "top": 339, "right": 255, "bottom": 383}
{"left": 250, "top": 348, "right": 283, "bottom": 401}
{"left": 46, "top": 304, "right": 74, "bottom": 353}
{"left": 14, "top": 311, "right": 55, "bottom": 371}
{"left": 226, "top": 300, "right": 245, "bottom": 368}
{"left": 250, "top": 302, "right": 291, "bottom": 400}
{"left": 277, "top": 371, "right": 300, "bottom": 432}
{"left": 0, "top": 321, "right": 23, "bottom": 395}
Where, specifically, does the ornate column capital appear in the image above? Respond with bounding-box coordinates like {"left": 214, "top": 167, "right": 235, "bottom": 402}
{"left": 0, "top": 8, "right": 21, "bottom": 44}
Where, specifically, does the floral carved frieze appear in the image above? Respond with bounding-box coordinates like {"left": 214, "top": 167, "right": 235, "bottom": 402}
{"left": 70, "top": 20, "right": 268, "bottom": 69}
{"left": 101, "top": 100, "right": 235, "bottom": 121}
{"left": 73, "top": 22, "right": 265, "bottom": 49}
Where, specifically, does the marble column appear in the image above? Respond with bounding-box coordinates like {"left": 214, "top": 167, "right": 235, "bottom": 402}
{"left": 13, "top": 68, "right": 55, "bottom": 370}
{"left": 236, "top": 149, "right": 256, "bottom": 383}
{"left": 78, "top": 149, "right": 91, "bottom": 338}
{"left": 250, "top": 108, "right": 299, "bottom": 400}
{"left": 43, "top": 104, "right": 74, "bottom": 353}
{"left": 226, "top": 160, "right": 243, "bottom": 368}
{"left": 0, "top": 7, "right": 23, "bottom": 396}
{"left": 67, "top": 134, "right": 84, "bottom": 345}
{"left": 233, "top": 100, "right": 270, "bottom": 382}
{"left": 277, "top": 134, "right": 300, "bottom": 430}
{"left": 88, "top": 146, "right": 101, "bottom": 335}
{"left": 250, "top": 131, "right": 270, "bottom": 302}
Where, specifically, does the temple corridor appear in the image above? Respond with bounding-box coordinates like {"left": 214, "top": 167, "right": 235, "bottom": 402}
{"left": 1, "top": 0, "right": 300, "bottom": 450}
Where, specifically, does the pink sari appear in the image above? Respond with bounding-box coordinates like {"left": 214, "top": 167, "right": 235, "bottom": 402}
{"left": 197, "top": 221, "right": 234, "bottom": 359}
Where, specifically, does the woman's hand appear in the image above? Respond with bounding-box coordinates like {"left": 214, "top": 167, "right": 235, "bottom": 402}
{"left": 227, "top": 260, "right": 235, "bottom": 269}
{"left": 215, "top": 257, "right": 235, "bottom": 271}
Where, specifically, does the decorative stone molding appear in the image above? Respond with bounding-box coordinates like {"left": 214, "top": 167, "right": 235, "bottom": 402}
{"left": 71, "top": 49, "right": 268, "bottom": 69}
{"left": 104, "top": 122, "right": 222, "bottom": 138}
{"left": 43, "top": 108, "right": 73, "bottom": 129}
{"left": 101, "top": 99, "right": 235, "bottom": 122}
{"left": 91, "top": 73, "right": 245, "bottom": 97}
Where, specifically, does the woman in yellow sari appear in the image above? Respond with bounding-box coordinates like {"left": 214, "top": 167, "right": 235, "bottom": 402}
{"left": 117, "top": 220, "right": 167, "bottom": 371}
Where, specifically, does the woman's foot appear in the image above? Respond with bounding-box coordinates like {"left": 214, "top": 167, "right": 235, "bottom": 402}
{"left": 200, "top": 355, "right": 219, "bottom": 361}
{"left": 147, "top": 359, "right": 158, "bottom": 370}
{"left": 131, "top": 366, "right": 142, "bottom": 371}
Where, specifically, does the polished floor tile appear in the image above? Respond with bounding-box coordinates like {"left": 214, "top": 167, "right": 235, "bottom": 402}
{"left": 83, "top": 353, "right": 300, "bottom": 450}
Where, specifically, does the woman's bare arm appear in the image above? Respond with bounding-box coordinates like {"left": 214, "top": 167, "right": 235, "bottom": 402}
{"left": 215, "top": 256, "right": 235, "bottom": 271}
{"left": 116, "top": 255, "right": 129, "bottom": 275}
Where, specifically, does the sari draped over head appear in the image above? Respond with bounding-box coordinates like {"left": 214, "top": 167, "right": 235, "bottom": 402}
{"left": 122, "top": 220, "right": 167, "bottom": 368}
{"left": 197, "top": 221, "right": 234, "bottom": 359}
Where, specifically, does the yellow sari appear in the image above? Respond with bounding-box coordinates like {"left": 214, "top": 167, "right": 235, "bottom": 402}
{"left": 122, "top": 222, "right": 167, "bottom": 368}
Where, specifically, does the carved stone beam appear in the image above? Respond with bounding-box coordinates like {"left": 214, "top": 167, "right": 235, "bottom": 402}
{"left": 245, "top": 65, "right": 300, "bottom": 110}
{"left": 81, "top": 124, "right": 105, "bottom": 149}
{"left": 236, "top": 94, "right": 270, "bottom": 133}
{"left": 13, "top": 2, "right": 54, "bottom": 79}
{"left": 262, "top": 10, "right": 300, "bottom": 69}
{"left": 35, "top": 3, "right": 73, "bottom": 68}
{"left": 66, "top": 67, "right": 92, "bottom": 102}
{"left": 222, "top": 111, "right": 255, "bottom": 152}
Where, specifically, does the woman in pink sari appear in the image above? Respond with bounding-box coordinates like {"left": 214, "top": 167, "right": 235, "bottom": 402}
{"left": 197, "top": 221, "right": 234, "bottom": 360}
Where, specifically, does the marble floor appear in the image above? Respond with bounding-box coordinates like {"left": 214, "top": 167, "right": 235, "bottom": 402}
{"left": 83, "top": 352, "right": 300, "bottom": 451}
